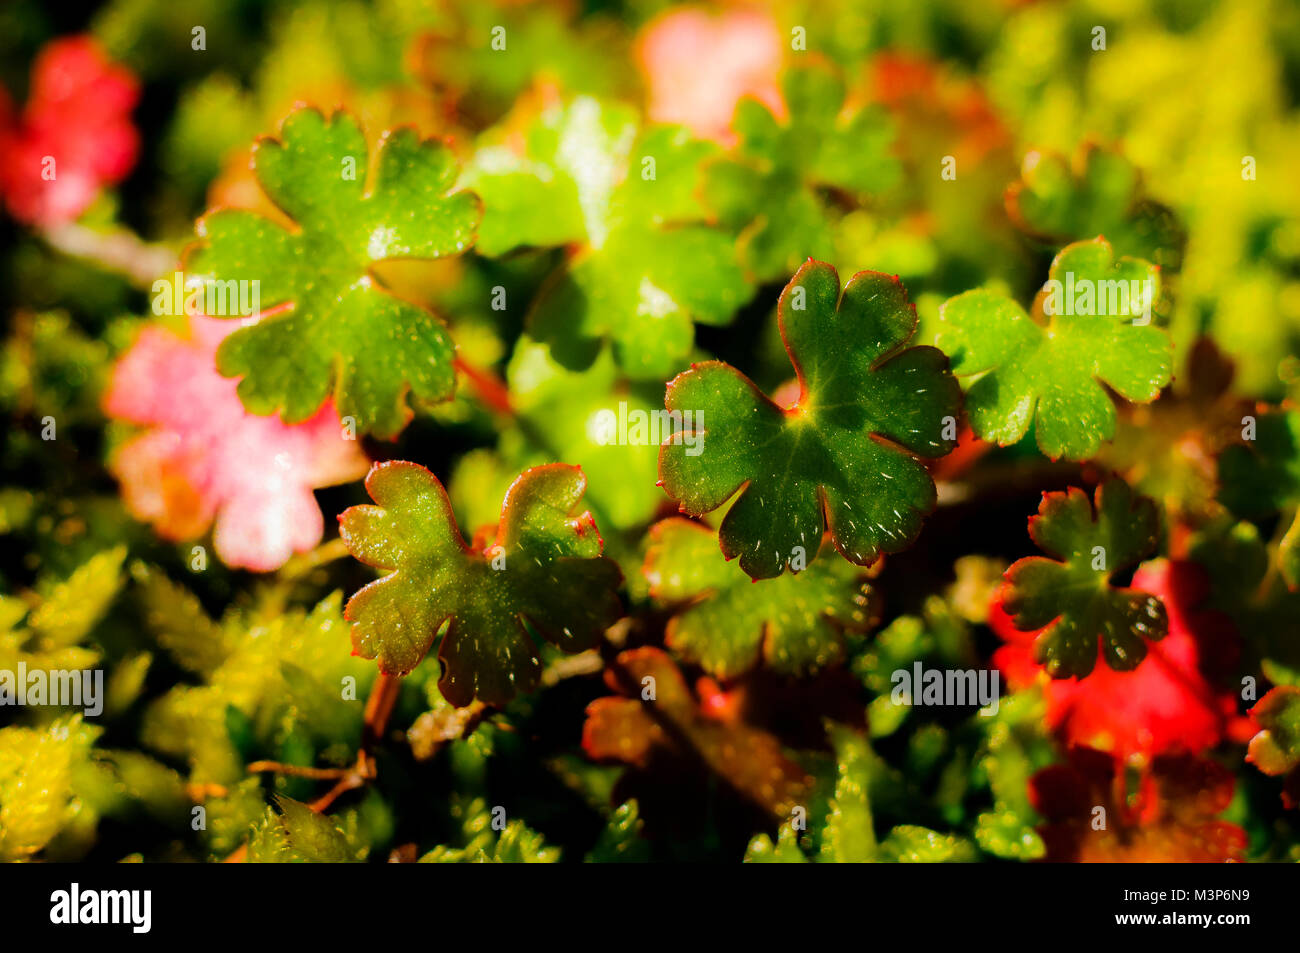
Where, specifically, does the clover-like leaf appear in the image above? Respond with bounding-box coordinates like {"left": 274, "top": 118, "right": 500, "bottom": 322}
{"left": 1006, "top": 144, "right": 1186, "bottom": 269}
{"left": 465, "top": 95, "right": 750, "bottom": 378}
{"left": 937, "top": 237, "right": 1171, "bottom": 461}
{"left": 185, "top": 107, "right": 482, "bottom": 438}
{"left": 706, "top": 62, "right": 901, "bottom": 281}
{"left": 1001, "top": 479, "right": 1167, "bottom": 679}
{"left": 1218, "top": 407, "right": 1300, "bottom": 589}
{"left": 659, "top": 260, "right": 960, "bottom": 580}
{"left": 339, "top": 461, "right": 622, "bottom": 706}
{"left": 644, "top": 518, "right": 876, "bottom": 677}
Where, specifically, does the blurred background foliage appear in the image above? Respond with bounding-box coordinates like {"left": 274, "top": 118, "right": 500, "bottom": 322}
{"left": 1, "top": 0, "right": 1298, "bottom": 862}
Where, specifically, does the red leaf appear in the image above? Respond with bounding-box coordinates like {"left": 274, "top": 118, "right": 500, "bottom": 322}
{"left": 104, "top": 315, "right": 368, "bottom": 571}
{"left": 1030, "top": 746, "right": 1246, "bottom": 862}
{"left": 992, "top": 559, "right": 1248, "bottom": 760}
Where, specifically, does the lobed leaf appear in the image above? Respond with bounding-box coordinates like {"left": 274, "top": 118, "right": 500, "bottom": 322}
{"left": 1002, "top": 479, "right": 1167, "bottom": 679}
{"left": 340, "top": 461, "right": 622, "bottom": 706}
{"left": 659, "top": 260, "right": 960, "bottom": 579}
{"left": 466, "top": 96, "right": 750, "bottom": 378}
{"left": 706, "top": 63, "right": 901, "bottom": 281}
{"left": 937, "top": 237, "right": 1172, "bottom": 461}
{"left": 186, "top": 107, "right": 481, "bottom": 438}
{"left": 644, "top": 518, "right": 876, "bottom": 677}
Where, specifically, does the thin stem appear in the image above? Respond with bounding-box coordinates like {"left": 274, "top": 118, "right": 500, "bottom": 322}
{"left": 245, "top": 761, "right": 352, "bottom": 780}
{"left": 455, "top": 355, "right": 514, "bottom": 416}
{"left": 220, "top": 672, "right": 403, "bottom": 861}
{"left": 42, "top": 222, "right": 175, "bottom": 289}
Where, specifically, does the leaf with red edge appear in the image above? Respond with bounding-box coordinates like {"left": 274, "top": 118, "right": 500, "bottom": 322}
{"left": 1030, "top": 746, "right": 1247, "bottom": 862}
{"left": 582, "top": 647, "right": 810, "bottom": 817}
{"left": 339, "top": 461, "right": 622, "bottom": 707}
{"left": 1001, "top": 479, "right": 1168, "bottom": 679}
{"left": 658, "top": 259, "right": 961, "bottom": 580}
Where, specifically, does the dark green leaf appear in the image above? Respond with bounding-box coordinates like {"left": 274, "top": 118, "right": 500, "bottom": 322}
{"left": 660, "top": 260, "right": 960, "bottom": 579}
{"left": 1002, "top": 479, "right": 1167, "bottom": 678}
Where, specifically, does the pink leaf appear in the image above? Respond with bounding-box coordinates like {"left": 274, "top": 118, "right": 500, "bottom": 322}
{"left": 104, "top": 315, "right": 368, "bottom": 571}
{"left": 0, "top": 36, "right": 139, "bottom": 226}
{"left": 636, "top": 8, "right": 783, "bottom": 145}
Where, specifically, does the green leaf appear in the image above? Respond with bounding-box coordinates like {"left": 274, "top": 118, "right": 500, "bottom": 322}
{"left": 820, "top": 723, "right": 879, "bottom": 862}
{"left": 706, "top": 63, "right": 901, "bottom": 281}
{"left": 1002, "top": 479, "right": 1168, "bottom": 678}
{"left": 185, "top": 107, "right": 481, "bottom": 438}
{"left": 1005, "top": 145, "right": 1186, "bottom": 269}
{"left": 937, "top": 237, "right": 1172, "bottom": 461}
{"left": 247, "top": 796, "right": 361, "bottom": 863}
{"left": 419, "top": 797, "right": 560, "bottom": 863}
{"left": 141, "top": 592, "right": 370, "bottom": 787}
{"left": 466, "top": 96, "right": 751, "bottom": 378}
{"left": 133, "top": 562, "right": 231, "bottom": 677}
{"left": 0, "top": 716, "right": 100, "bottom": 861}
{"left": 974, "top": 810, "right": 1045, "bottom": 860}
{"left": 496, "top": 336, "right": 662, "bottom": 531}
{"left": 659, "top": 260, "right": 960, "bottom": 580}
{"left": 646, "top": 518, "right": 875, "bottom": 677}
{"left": 584, "top": 800, "right": 649, "bottom": 863}
{"left": 851, "top": 596, "right": 975, "bottom": 738}
{"left": 340, "top": 461, "right": 622, "bottom": 706}
{"left": 744, "top": 723, "right": 973, "bottom": 863}
{"left": 29, "top": 545, "right": 126, "bottom": 647}
{"left": 1247, "top": 686, "right": 1300, "bottom": 777}
{"left": 972, "top": 692, "right": 1053, "bottom": 860}
{"left": 0, "top": 547, "right": 126, "bottom": 676}
{"left": 876, "top": 824, "right": 977, "bottom": 863}
{"left": 1218, "top": 408, "right": 1300, "bottom": 589}
{"left": 744, "top": 823, "right": 810, "bottom": 863}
